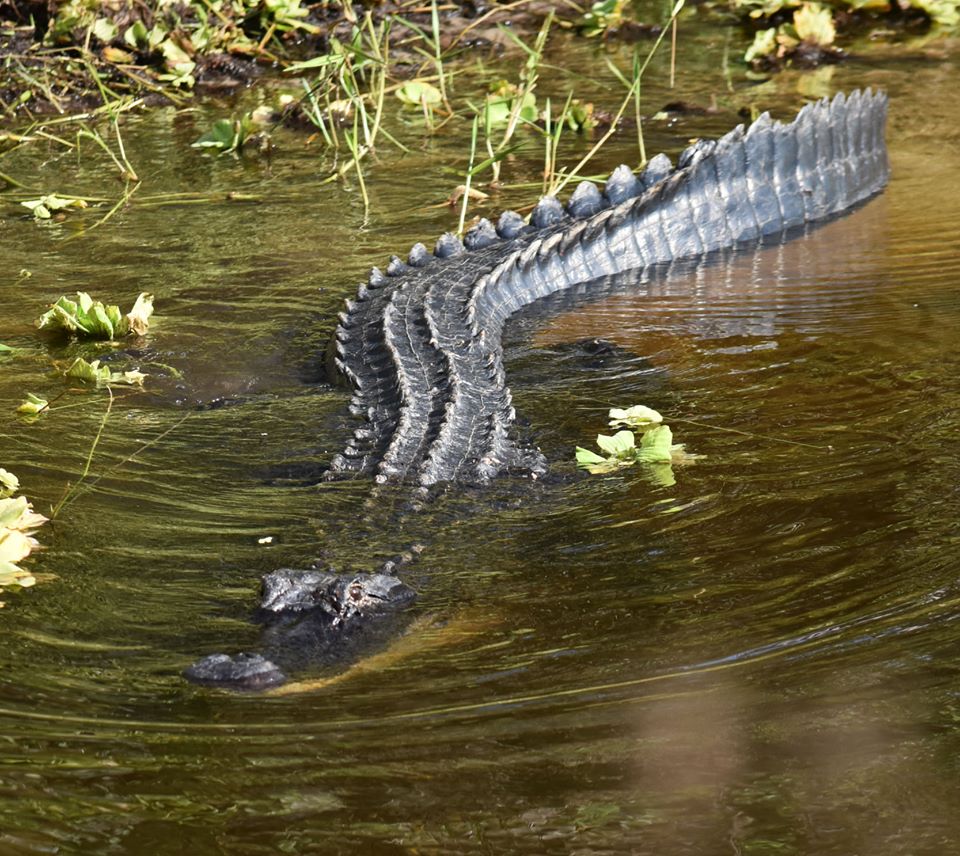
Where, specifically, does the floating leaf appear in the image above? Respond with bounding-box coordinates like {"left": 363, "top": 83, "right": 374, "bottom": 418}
{"left": 596, "top": 430, "right": 636, "bottom": 457}
{"left": 37, "top": 292, "right": 149, "bottom": 339}
{"left": 636, "top": 425, "right": 675, "bottom": 463}
{"left": 65, "top": 357, "right": 106, "bottom": 384}
{"left": 0, "top": 497, "right": 47, "bottom": 532}
{"left": 0, "top": 494, "right": 46, "bottom": 594}
{"left": 396, "top": 80, "right": 443, "bottom": 107}
{"left": 0, "top": 469, "right": 18, "bottom": 498}
{"left": 21, "top": 194, "right": 87, "bottom": 221}
{"left": 609, "top": 405, "right": 663, "bottom": 430}
{"left": 192, "top": 116, "right": 254, "bottom": 155}
{"left": 793, "top": 3, "right": 836, "bottom": 45}
{"left": 123, "top": 20, "right": 149, "bottom": 48}
{"left": 0, "top": 343, "right": 13, "bottom": 355}
{"left": 161, "top": 38, "right": 194, "bottom": 70}
{"left": 0, "top": 530, "right": 33, "bottom": 565}
{"left": 575, "top": 447, "right": 607, "bottom": 466}
{"left": 575, "top": 447, "right": 623, "bottom": 474}
{"left": 65, "top": 358, "right": 146, "bottom": 387}
{"left": 125, "top": 292, "right": 154, "bottom": 336}
{"left": 744, "top": 27, "right": 778, "bottom": 62}
{"left": 482, "top": 82, "right": 537, "bottom": 128}
{"left": 565, "top": 99, "right": 596, "bottom": 133}
{"left": 92, "top": 17, "right": 118, "bottom": 43}
{"left": 581, "top": 0, "right": 628, "bottom": 36}
{"left": 17, "top": 393, "right": 49, "bottom": 416}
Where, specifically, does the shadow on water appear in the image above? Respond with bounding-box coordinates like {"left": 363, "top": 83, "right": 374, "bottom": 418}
{"left": 1, "top": 28, "right": 960, "bottom": 855}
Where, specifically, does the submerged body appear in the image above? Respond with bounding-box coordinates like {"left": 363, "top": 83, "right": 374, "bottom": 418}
{"left": 189, "top": 90, "right": 890, "bottom": 690}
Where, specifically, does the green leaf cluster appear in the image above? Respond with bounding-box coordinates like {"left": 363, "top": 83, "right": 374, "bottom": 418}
{"left": 65, "top": 358, "right": 146, "bottom": 388}
{"left": 21, "top": 194, "right": 88, "bottom": 221}
{"left": 576, "top": 405, "right": 693, "bottom": 486}
{"left": 576, "top": 425, "right": 676, "bottom": 469}
{"left": 192, "top": 115, "right": 256, "bottom": 155}
{"left": 743, "top": 2, "right": 837, "bottom": 62}
{"left": 396, "top": 80, "right": 443, "bottom": 108}
{"left": 482, "top": 82, "right": 538, "bottom": 129}
{"left": 36, "top": 292, "right": 153, "bottom": 340}
{"left": 580, "top": 0, "right": 629, "bottom": 37}
{"left": 44, "top": 0, "right": 321, "bottom": 93}
{"left": 17, "top": 394, "right": 49, "bottom": 417}
{"left": 735, "top": 0, "right": 958, "bottom": 64}
{"left": 564, "top": 100, "right": 597, "bottom": 133}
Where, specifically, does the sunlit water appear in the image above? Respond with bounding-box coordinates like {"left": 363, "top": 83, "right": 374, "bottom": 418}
{"left": 1, "top": 21, "right": 959, "bottom": 855}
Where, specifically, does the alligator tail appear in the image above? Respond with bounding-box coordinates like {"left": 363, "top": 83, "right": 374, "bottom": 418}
{"left": 327, "top": 89, "right": 890, "bottom": 487}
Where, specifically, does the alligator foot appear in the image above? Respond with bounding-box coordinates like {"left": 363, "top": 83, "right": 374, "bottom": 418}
{"left": 185, "top": 568, "right": 417, "bottom": 691}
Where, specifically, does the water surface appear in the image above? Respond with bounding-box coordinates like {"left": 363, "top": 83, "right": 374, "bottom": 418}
{"left": 1, "top": 23, "right": 959, "bottom": 855}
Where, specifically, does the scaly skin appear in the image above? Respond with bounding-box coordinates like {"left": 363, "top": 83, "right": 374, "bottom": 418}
{"left": 327, "top": 89, "right": 889, "bottom": 487}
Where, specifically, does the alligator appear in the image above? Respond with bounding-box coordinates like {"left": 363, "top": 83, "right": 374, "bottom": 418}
{"left": 186, "top": 89, "right": 890, "bottom": 690}
{"left": 186, "top": 568, "right": 417, "bottom": 689}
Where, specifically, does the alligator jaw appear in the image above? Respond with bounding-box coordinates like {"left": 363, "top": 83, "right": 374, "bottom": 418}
{"left": 326, "top": 90, "right": 890, "bottom": 488}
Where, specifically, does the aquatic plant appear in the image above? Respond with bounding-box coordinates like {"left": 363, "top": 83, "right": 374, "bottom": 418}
{"left": 576, "top": 406, "right": 693, "bottom": 486}
{"left": 580, "top": 0, "right": 631, "bottom": 37}
{"left": 743, "top": 1, "right": 841, "bottom": 66}
{"left": 733, "top": 0, "right": 959, "bottom": 67}
{"left": 192, "top": 115, "right": 257, "bottom": 155}
{"left": 0, "top": 475, "right": 47, "bottom": 604}
{"left": 0, "top": 469, "right": 18, "bottom": 497}
{"left": 731, "top": 0, "right": 959, "bottom": 24}
{"left": 395, "top": 80, "right": 443, "bottom": 110}
{"left": 21, "top": 194, "right": 88, "bottom": 220}
{"left": 64, "top": 358, "right": 146, "bottom": 388}
{"left": 37, "top": 292, "right": 153, "bottom": 339}
{"left": 16, "top": 393, "right": 49, "bottom": 416}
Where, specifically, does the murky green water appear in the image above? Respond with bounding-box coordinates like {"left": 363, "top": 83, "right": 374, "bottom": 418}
{"left": 1, "top": 20, "right": 959, "bottom": 855}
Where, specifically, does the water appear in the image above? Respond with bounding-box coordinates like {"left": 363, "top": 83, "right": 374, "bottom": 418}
{"left": 1, "top": 21, "right": 959, "bottom": 854}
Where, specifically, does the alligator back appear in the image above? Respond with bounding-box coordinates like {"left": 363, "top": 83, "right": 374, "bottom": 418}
{"left": 327, "top": 89, "right": 889, "bottom": 487}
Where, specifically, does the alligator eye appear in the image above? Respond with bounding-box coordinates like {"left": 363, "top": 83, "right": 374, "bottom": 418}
{"left": 349, "top": 584, "right": 363, "bottom": 601}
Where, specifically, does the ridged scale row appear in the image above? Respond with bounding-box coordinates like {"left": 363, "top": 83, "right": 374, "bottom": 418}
{"left": 326, "top": 89, "right": 889, "bottom": 487}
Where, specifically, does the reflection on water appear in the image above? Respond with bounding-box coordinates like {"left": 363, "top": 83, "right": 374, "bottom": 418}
{"left": 1, "top": 28, "right": 960, "bottom": 855}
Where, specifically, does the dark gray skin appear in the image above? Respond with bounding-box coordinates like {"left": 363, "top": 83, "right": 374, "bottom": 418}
{"left": 326, "top": 90, "right": 889, "bottom": 488}
{"left": 185, "top": 569, "right": 416, "bottom": 690}
{"left": 258, "top": 568, "right": 415, "bottom": 620}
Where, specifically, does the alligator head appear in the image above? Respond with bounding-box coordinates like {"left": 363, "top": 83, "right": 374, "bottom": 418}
{"left": 259, "top": 567, "right": 416, "bottom": 623}
{"left": 185, "top": 569, "right": 417, "bottom": 690}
